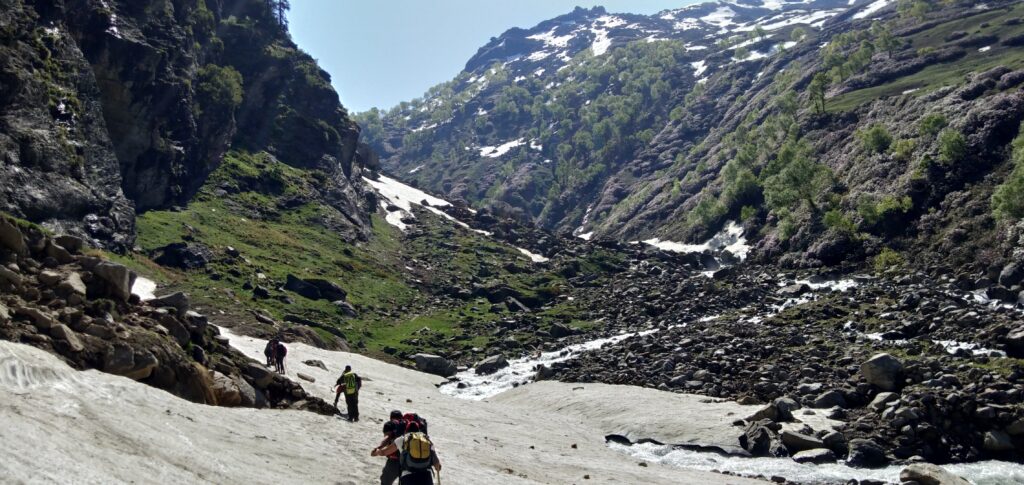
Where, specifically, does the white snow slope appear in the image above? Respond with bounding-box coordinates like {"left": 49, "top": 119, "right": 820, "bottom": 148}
{"left": 0, "top": 334, "right": 763, "bottom": 485}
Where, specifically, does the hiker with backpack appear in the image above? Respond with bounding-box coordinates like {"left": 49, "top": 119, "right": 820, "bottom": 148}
{"left": 274, "top": 340, "right": 287, "bottom": 373}
{"left": 264, "top": 338, "right": 277, "bottom": 367}
{"left": 375, "top": 421, "right": 403, "bottom": 485}
{"left": 333, "top": 365, "right": 362, "bottom": 421}
{"left": 389, "top": 410, "right": 428, "bottom": 437}
{"left": 371, "top": 421, "right": 441, "bottom": 485}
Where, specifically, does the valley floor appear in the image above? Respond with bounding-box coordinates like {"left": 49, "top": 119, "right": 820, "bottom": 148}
{"left": 0, "top": 331, "right": 764, "bottom": 484}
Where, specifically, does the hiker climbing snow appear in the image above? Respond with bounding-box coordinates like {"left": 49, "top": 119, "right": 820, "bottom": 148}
{"left": 372, "top": 421, "right": 441, "bottom": 485}
{"left": 334, "top": 365, "right": 362, "bottom": 421}
{"left": 274, "top": 340, "right": 287, "bottom": 373}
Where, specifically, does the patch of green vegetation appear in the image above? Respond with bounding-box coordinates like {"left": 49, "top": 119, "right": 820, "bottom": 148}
{"left": 992, "top": 122, "right": 1024, "bottom": 220}
{"left": 873, "top": 247, "right": 906, "bottom": 273}
{"left": 829, "top": 3, "right": 1024, "bottom": 112}
{"left": 858, "top": 123, "right": 893, "bottom": 154}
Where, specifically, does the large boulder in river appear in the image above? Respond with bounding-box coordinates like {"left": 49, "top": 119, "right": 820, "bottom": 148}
{"left": 860, "top": 353, "right": 904, "bottom": 391}
{"left": 412, "top": 354, "right": 457, "bottom": 377}
{"left": 475, "top": 354, "right": 509, "bottom": 375}
{"left": 899, "top": 463, "right": 971, "bottom": 485}
{"left": 847, "top": 438, "right": 889, "bottom": 468}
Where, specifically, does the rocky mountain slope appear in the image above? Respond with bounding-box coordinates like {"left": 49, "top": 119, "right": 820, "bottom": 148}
{"left": 361, "top": 0, "right": 1024, "bottom": 276}
{"left": 0, "top": 0, "right": 373, "bottom": 250}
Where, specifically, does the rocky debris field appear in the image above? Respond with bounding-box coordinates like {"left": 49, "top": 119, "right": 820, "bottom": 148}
{"left": 518, "top": 249, "right": 1024, "bottom": 468}
{"left": 0, "top": 214, "right": 333, "bottom": 414}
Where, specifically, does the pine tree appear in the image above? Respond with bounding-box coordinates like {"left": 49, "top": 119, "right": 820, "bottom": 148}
{"left": 270, "top": 0, "right": 290, "bottom": 28}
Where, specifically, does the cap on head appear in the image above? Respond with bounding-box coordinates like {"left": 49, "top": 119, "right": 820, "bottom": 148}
{"left": 344, "top": 365, "right": 352, "bottom": 372}
{"left": 390, "top": 410, "right": 403, "bottom": 420}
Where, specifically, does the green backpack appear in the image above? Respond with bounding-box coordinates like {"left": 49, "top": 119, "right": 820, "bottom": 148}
{"left": 400, "top": 432, "right": 433, "bottom": 470}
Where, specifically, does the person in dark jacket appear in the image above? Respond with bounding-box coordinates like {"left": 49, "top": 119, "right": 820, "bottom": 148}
{"left": 274, "top": 341, "right": 287, "bottom": 373}
{"left": 375, "top": 421, "right": 402, "bottom": 485}
{"left": 334, "top": 365, "right": 362, "bottom": 421}
{"left": 371, "top": 421, "right": 441, "bottom": 485}
{"left": 264, "top": 339, "right": 277, "bottom": 367}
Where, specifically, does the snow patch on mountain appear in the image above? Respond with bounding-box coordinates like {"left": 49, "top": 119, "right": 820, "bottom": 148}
{"left": 480, "top": 138, "right": 526, "bottom": 158}
{"left": 853, "top": 0, "right": 891, "bottom": 19}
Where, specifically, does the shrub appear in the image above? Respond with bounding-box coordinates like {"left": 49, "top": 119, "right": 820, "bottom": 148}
{"left": 734, "top": 47, "right": 751, "bottom": 60}
{"left": 937, "top": 129, "right": 967, "bottom": 166}
{"left": 892, "top": 138, "right": 917, "bottom": 161}
{"left": 824, "top": 209, "right": 857, "bottom": 234}
{"left": 858, "top": 194, "right": 912, "bottom": 228}
{"left": 858, "top": 124, "right": 893, "bottom": 154}
{"left": 992, "top": 124, "right": 1024, "bottom": 220}
{"left": 874, "top": 248, "right": 905, "bottom": 273}
{"left": 740, "top": 205, "right": 758, "bottom": 221}
{"left": 195, "top": 64, "right": 243, "bottom": 117}
{"left": 918, "top": 113, "right": 947, "bottom": 137}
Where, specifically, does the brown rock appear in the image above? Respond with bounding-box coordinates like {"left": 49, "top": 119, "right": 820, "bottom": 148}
{"left": 50, "top": 324, "right": 84, "bottom": 352}
{"left": 0, "top": 217, "right": 28, "bottom": 256}
{"left": 900, "top": 464, "right": 971, "bottom": 485}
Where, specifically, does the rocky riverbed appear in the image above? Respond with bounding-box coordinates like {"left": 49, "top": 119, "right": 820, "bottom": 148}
{"left": 433, "top": 233, "right": 1024, "bottom": 474}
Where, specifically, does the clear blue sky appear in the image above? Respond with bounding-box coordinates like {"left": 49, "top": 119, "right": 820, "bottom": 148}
{"left": 287, "top": 1, "right": 698, "bottom": 113}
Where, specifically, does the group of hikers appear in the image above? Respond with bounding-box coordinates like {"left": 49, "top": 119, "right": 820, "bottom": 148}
{"left": 335, "top": 366, "right": 442, "bottom": 484}
{"left": 263, "top": 338, "right": 288, "bottom": 373}
{"left": 264, "top": 338, "right": 442, "bottom": 484}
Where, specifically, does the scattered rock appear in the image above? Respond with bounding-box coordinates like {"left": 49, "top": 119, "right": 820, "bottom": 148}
{"left": 899, "top": 463, "right": 971, "bottom": 485}
{"left": 92, "top": 262, "right": 136, "bottom": 301}
{"left": 860, "top": 353, "right": 904, "bottom": 391}
{"left": 475, "top": 354, "right": 509, "bottom": 375}
{"left": 149, "top": 292, "right": 191, "bottom": 316}
{"left": 847, "top": 438, "right": 889, "bottom": 468}
{"left": 303, "top": 360, "right": 328, "bottom": 371}
{"left": 297, "top": 373, "right": 316, "bottom": 383}
{"left": 781, "top": 430, "right": 825, "bottom": 453}
{"left": 983, "top": 431, "right": 1014, "bottom": 452}
{"left": 413, "top": 353, "right": 458, "bottom": 377}
{"left": 0, "top": 217, "right": 28, "bottom": 256}
{"left": 792, "top": 448, "right": 836, "bottom": 464}
{"left": 50, "top": 324, "right": 84, "bottom": 352}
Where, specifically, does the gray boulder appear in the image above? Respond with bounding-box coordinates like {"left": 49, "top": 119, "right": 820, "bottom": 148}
{"left": 739, "top": 419, "right": 788, "bottom": 457}
{"left": 900, "top": 464, "right": 971, "bottom": 485}
{"left": 861, "top": 353, "right": 904, "bottom": 391}
{"left": 0, "top": 217, "right": 28, "bottom": 256}
{"left": 983, "top": 431, "right": 1014, "bottom": 452}
{"left": 550, "top": 323, "right": 574, "bottom": 338}
{"left": 103, "top": 345, "right": 158, "bottom": 380}
{"left": 211, "top": 371, "right": 243, "bottom": 407}
{"left": 475, "top": 354, "right": 509, "bottom": 375}
{"left": 150, "top": 292, "right": 191, "bottom": 316}
{"left": 0, "top": 302, "right": 9, "bottom": 322}
{"left": 813, "top": 389, "right": 847, "bottom": 408}
{"left": 412, "top": 353, "right": 457, "bottom": 377}
{"left": 50, "top": 324, "right": 84, "bottom": 352}
{"left": 792, "top": 448, "right": 836, "bottom": 464}
{"left": 1005, "top": 326, "right": 1024, "bottom": 358}
{"left": 59, "top": 272, "right": 87, "bottom": 297}
{"left": 847, "top": 438, "right": 889, "bottom": 468}
{"left": 243, "top": 363, "right": 275, "bottom": 389}
{"left": 999, "top": 261, "right": 1024, "bottom": 287}
{"left": 781, "top": 430, "right": 825, "bottom": 452}
{"left": 93, "top": 262, "right": 137, "bottom": 301}
{"left": 869, "top": 392, "right": 900, "bottom": 412}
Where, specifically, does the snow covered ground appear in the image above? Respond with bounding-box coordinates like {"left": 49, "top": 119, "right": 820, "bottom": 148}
{"left": 131, "top": 276, "right": 157, "bottom": 301}
{"left": 644, "top": 221, "right": 750, "bottom": 260}
{"left": 0, "top": 333, "right": 766, "bottom": 484}
{"left": 362, "top": 175, "right": 466, "bottom": 232}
